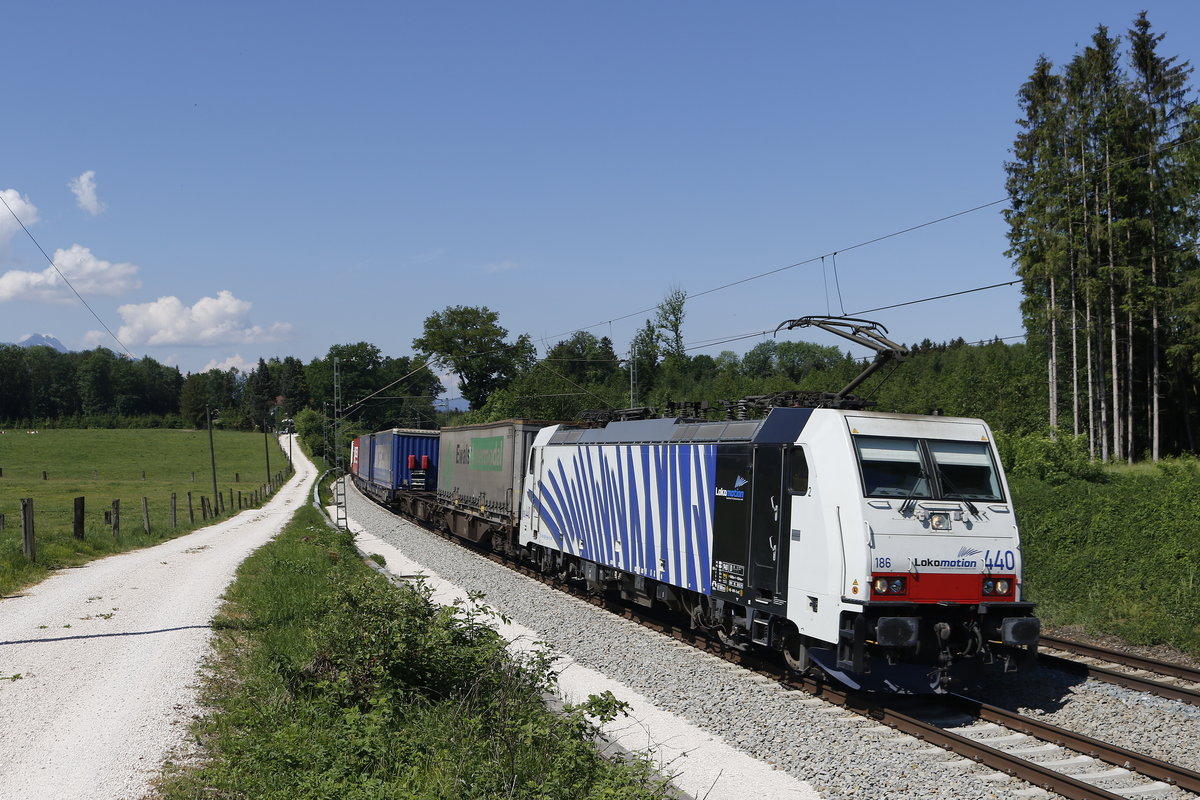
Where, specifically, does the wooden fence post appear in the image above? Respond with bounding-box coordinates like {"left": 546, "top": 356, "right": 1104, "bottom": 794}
{"left": 42, "top": 471, "right": 48, "bottom": 480}
{"left": 171, "top": 493, "right": 177, "bottom": 527}
{"left": 218, "top": 490, "right": 226, "bottom": 514}
{"left": 228, "top": 487, "right": 233, "bottom": 514}
{"left": 111, "top": 499, "right": 120, "bottom": 538}
{"left": 188, "top": 492, "right": 195, "bottom": 524}
{"left": 21, "top": 497, "right": 35, "bottom": 561}
{"left": 200, "top": 496, "right": 208, "bottom": 521}
{"left": 142, "top": 497, "right": 151, "bottom": 535}
{"left": 74, "top": 496, "right": 85, "bottom": 540}
{"left": 238, "top": 490, "right": 242, "bottom": 509}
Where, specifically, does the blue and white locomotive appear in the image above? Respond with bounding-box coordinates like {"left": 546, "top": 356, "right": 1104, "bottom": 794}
{"left": 350, "top": 318, "right": 1040, "bottom": 689}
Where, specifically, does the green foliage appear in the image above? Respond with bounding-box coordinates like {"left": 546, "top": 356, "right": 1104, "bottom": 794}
{"left": 0, "top": 345, "right": 184, "bottom": 423}
{"left": 997, "top": 432, "right": 1107, "bottom": 483}
{"left": 293, "top": 407, "right": 326, "bottom": 461}
{"left": 1006, "top": 14, "right": 1200, "bottom": 458}
{"left": 306, "top": 342, "right": 442, "bottom": 431}
{"left": 160, "top": 507, "right": 671, "bottom": 799}
{"left": 413, "top": 306, "right": 535, "bottom": 411}
{"left": 1014, "top": 459, "right": 1200, "bottom": 655}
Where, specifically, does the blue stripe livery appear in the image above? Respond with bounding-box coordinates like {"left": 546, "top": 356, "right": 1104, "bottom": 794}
{"left": 526, "top": 444, "right": 717, "bottom": 593}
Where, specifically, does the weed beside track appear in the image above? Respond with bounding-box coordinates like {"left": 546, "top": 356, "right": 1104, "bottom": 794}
{"left": 154, "top": 503, "right": 673, "bottom": 800}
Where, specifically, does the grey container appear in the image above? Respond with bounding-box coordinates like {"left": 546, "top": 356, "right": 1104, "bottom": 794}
{"left": 437, "top": 420, "right": 549, "bottom": 537}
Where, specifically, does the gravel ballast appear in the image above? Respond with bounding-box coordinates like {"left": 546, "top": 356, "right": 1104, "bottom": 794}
{"left": 0, "top": 437, "right": 315, "bottom": 800}
{"left": 348, "top": 485, "right": 1127, "bottom": 800}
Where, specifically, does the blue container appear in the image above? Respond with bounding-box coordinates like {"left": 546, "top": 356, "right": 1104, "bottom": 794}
{"left": 369, "top": 429, "right": 439, "bottom": 496}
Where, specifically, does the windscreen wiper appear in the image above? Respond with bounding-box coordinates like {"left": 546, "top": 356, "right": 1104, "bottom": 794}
{"left": 936, "top": 469, "right": 980, "bottom": 516}
{"left": 899, "top": 471, "right": 927, "bottom": 516}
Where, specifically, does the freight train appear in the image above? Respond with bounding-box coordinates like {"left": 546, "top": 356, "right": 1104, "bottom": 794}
{"left": 348, "top": 319, "right": 1040, "bottom": 691}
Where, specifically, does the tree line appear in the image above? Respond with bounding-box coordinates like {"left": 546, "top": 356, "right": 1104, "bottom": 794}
{"left": 1006, "top": 12, "right": 1200, "bottom": 460}
{"left": 0, "top": 296, "right": 1044, "bottom": 456}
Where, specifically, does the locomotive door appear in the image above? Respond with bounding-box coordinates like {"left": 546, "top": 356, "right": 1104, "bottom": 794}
{"left": 749, "top": 445, "right": 790, "bottom": 603}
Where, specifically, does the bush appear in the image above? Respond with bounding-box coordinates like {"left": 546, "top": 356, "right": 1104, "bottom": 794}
{"left": 997, "top": 432, "right": 1106, "bottom": 484}
{"left": 1013, "top": 459, "right": 1200, "bottom": 656}
{"left": 164, "top": 508, "right": 671, "bottom": 799}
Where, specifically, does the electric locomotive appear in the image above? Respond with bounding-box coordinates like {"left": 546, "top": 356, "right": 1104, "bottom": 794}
{"left": 518, "top": 405, "right": 1038, "bottom": 691}
{"left": 350, "top": 316, "right": 1040, "bottom": 691}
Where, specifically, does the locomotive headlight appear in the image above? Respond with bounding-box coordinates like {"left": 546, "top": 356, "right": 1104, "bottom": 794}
{"left": 872, "top": 577, "right": 907, "bottom": 596}
{"left": 982, "top": 578, "right": 1013, "bottom": 596}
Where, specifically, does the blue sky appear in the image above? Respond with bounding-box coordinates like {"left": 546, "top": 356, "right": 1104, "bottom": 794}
{"left": 3, "top": 2, "right": 1199, "bottom": 392}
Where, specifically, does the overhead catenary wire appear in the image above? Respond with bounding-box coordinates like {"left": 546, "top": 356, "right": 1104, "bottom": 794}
{"left": 319, "top": 130, "right": 1200, "bottom": 420}
{"left": 539, "top": 129, "right": 1200, "bottom": 350}
{"left": 0, "top": 191, "right": 135, "bottom": 360}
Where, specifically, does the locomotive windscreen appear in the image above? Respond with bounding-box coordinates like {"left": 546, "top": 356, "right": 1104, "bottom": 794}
{"left": 854, "top": 437, "right": 931, "bottom": 498}
{"left": 927, "top": 440, "right": 1003, "bottom": 501}
{"left": 853, "top": 435, "right": 1003, "bottom": 502}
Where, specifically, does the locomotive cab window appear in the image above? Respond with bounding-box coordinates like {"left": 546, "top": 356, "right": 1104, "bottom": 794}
{"left": 853, "top": 435, "right": 1004, "bottom": 502}
{"left": 788, "top": 448, "right": 809, "bottom": 494}
{"left": 854, "top": 436, "right": 931, "bottom": 499}
{"left": 927, "top": 440, "right": 1002, "bottom": 501}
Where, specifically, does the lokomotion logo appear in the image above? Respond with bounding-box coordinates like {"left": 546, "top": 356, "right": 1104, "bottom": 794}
{"left": 716, "top": 475, "right": 748, "bottom": 501}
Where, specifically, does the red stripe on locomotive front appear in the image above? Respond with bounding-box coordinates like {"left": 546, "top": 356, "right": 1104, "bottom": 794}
{"left": 871, "top": 572, "right": 1018, "bottom": 603}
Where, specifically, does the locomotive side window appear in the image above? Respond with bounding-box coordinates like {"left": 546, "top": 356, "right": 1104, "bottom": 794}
{"left": 854, "top": 436, "right": 931, "bottom": 499}
{"left": 788, "top": 448, "right": 809, "bottom": 494}
{"left": 927, "top": 440, "right": 1003, "bottom": 501}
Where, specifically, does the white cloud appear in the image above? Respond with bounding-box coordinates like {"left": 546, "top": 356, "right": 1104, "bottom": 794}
{"left": 0, "top": 244, "right": 140, "bottom": 303}
{"left": 68, "top": 171, "right": 106, "bottom": 216}
{"left": 93, "top": 289, "right": 293, "bottom": 347}
{"left": 0, "top": 188, "right": 39, "bottom": 254}
{"left": 202, "top": 354, "right": 256, "bottom": 373}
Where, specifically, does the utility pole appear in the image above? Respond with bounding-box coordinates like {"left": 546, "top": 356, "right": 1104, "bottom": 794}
{"left": 333, "top": 357, "right": 347, "bottom": 531}
{"left": 207, "top": 406, "right": 219, "bottom": 517}
{"left": 629, "top": 342, "right": 637, "bottom": 407}
{"left": 322, "top": 402, "right": 330, "bottom": 462}
{"left": 263, "top": 416, "right": 272, "bottom": 488}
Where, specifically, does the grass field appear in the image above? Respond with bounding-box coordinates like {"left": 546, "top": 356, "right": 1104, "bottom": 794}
{"left": 0, "top": 428, "right": 291, "bottom": 596}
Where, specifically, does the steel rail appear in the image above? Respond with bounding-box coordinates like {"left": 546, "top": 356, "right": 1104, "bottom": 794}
{"left": 940, "top": 693, "right": 1200, "bottom": 794}
{"left": 1041, "top": 633, "right": 1200, "bottom": 683}
{"left": 496, "top": 546, "right": 1200, "bottom": 799}
{"left": 1037, "top": 642, "right": 1200, "bottom": 707}
{"left": 369, "top": 494, "right": 1197, "bottom": 800}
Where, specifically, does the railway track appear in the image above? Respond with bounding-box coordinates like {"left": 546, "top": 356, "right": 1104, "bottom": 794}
{"left": 362, "top": 486, "right": 1200, "bottom": 800}
{"left": 486, "top": 547, "right": 1200, "bottom": 799}
{"left": 1038, "top": 633, "right": 1200, "bottom": 707}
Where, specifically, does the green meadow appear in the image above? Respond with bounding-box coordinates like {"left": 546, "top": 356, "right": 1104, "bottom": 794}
{"left": 0, "top": 428, "right": 290, "bottom": 596}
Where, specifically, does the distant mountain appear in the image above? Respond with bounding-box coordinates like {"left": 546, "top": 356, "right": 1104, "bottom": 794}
{"left": 1, "top": 334, "right": 70, "bottom": 353}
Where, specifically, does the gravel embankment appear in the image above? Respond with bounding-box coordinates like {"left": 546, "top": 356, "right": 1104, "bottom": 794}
{"left": 347, "top": 486, "right": 1076, "bottom": 800}
{"left": 0, "top": 437, "right": 315, "bottom": 800}
{"left": 978, "top": 660, "right": 1200, "bottom": 773}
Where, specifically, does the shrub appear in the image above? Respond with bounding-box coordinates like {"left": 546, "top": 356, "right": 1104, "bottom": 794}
{"left": 997, "top": 432, "right": 1106, "bottom": 484}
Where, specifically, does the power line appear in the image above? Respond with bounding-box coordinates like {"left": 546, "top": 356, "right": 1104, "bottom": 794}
{"left": 0, "top": 192, "right": 135, "bottom": 359}
{"left": 680, "top": 278, "right": 1023, "bottom": 354}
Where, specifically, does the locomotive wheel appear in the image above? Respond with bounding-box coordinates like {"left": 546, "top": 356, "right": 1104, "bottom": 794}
{"left": 783, "top": 631, "right": 812, "bottom": 673}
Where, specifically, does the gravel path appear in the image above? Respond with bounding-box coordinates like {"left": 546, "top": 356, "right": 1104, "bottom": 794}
{"left": 0, "top": 437, "right": 315, "bottom": 800}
